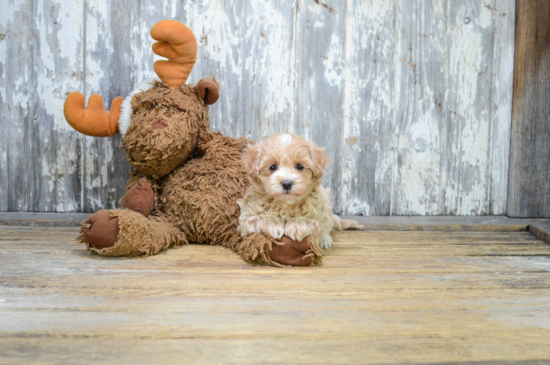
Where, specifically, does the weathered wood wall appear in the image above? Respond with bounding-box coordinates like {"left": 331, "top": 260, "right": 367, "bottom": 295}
{"left": 507, "top": 0, "right": 550, "bottom": 218}
{"left": 0, "top": 0, "right": 516, "bottom": 215}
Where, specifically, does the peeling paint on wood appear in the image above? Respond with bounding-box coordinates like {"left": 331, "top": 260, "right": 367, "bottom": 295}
{"left": 0, "top": 0, "right": 84, "bottom": 212}
{"left": 0, "top": 0, "right": 516, "bottom": 215}
{"left": 393, "top": 0, "right": 515, "bottom": 215}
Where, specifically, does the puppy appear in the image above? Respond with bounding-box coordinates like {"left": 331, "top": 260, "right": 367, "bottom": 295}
{"left": 238, "top": 133, "right": 363, "bottom": 249}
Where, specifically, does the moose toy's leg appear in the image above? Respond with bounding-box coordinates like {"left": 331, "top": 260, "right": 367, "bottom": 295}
{"left": 80, "top": 210, "right": 186, "bottom": 256}
{"left": 236, "top": 232, "right": 323, "bottom": 267}
{"left": 77, "top": 177, "right": 182, "bottom": 257}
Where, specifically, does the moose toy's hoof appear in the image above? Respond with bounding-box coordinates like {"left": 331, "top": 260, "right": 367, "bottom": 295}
{"left": 82, "top": 211, "right": 120, "bottom": 249}
{"left": 269, "top": 236, "right": 314, "bottom": 266}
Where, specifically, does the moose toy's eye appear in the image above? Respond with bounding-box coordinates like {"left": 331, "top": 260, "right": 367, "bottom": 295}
{"left": 269, "top": 164, "right": 277, "bottom": 171}
{"left": 296, "top": 164, "right": 304, "bottom": 170}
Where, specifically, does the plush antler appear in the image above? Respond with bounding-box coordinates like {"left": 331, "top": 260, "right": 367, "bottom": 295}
{"left": 64, "top": 92, "right": 124, "bottom": 137}
{"left": 151, "top": 20, "right": 198, "bottom": 88}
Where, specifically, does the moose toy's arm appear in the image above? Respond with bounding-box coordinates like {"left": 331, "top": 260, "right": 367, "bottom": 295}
{"left": 120, "top": 176, "right": 156, "bottom": 217}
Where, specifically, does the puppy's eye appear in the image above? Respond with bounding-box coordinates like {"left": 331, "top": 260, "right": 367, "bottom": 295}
{"left": 296, "top": 164, "right": 304, "bottom": 170}
{"left": 269, "top": 164, "right": 277, "bottom": 171}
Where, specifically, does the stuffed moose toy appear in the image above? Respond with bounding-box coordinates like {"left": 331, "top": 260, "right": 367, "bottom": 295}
{"left": 63, "top": 20, "right": 322, "bottom": 266}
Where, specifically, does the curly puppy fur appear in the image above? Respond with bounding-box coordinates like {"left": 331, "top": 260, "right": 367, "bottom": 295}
{"left": 238, "top": 133, "right": 363, "bottom": 249}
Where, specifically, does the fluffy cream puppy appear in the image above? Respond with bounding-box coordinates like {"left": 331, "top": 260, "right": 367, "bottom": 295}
{"left": 238, "top": 133, "right": 363, "bottom": 249}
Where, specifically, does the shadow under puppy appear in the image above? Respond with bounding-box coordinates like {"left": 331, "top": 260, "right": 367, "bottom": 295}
{"left": 238, "top": 133, "right": 363, "bottom": 252}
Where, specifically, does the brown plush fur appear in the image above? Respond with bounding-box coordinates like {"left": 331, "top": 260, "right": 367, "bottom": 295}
{"left": 121, "top": 83, "right": 207, "bottom": 178}
{"left": 80, "top": 209, "right": 186, "bottom": 257}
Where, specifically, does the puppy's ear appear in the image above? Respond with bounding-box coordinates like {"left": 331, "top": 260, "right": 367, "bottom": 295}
{"left": 241, "top": 143, "right": 262, "bottom": 183}
{"left": 310, "top": 145, "right": 329, "bottom": 179}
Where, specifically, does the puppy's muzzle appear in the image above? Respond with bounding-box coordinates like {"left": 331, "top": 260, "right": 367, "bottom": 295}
{"left": 281, "top": 180, "right": 293, "bottom": 191}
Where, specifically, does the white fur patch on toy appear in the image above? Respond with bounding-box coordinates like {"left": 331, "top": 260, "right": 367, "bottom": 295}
{"left": 119, "top": 77, "right": 160, "bottom": 135}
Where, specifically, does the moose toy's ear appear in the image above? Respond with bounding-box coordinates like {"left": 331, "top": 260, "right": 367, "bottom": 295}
{"left": 195, "top": 77, "right": 220, "bottom": 105}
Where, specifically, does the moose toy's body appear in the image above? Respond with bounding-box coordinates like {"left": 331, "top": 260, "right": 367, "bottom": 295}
{"left": 64, "top": 20, "right": 322, "bottom": 266}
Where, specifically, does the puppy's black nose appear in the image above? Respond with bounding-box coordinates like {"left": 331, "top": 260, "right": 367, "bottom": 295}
{"left": 281, "top": 180, "right": 293, "bottom": 191}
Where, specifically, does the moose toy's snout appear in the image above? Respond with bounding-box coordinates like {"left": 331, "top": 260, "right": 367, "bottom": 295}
{"left": 151, "top": 119, "right": 166, "bottom": 130}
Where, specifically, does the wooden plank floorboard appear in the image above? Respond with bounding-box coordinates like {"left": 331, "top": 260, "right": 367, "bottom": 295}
{"left": 0, "top": 227, "right": 549, "bottom": 364}
{"left": 341, "top": 216, "right": 549, "bottom": 232}
{"left": 2, "top": 213, "right": 549, "bottom": 232}
{"left": 530, "top": 221, "right": 550, "bottom": 244}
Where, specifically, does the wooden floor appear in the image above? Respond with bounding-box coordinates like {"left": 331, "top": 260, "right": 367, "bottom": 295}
{"left": 1, "top": 226, "right": 550, "bottom": 364}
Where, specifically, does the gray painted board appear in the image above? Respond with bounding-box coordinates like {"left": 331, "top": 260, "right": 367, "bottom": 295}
{"left": 0, "top": 0, "right": 516, "bottom": 215}
{"left": 507, "top": 0, "right": 550, "bottom": 218}
{"left": 530, "top": 220, "right": 550, "bottom": 244}
{"left": 393, "top": 0, "right": 515, "bottom": 215}
{"left": 0, "top": 0, "right": 84, "bottom": 212}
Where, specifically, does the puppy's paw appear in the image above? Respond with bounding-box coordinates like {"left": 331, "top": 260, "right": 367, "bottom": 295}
{"left": 238, "top": 216, "right": 262, "bottom": 237}
{"left": 318, "top": 234, "right": 333, "bottom": 249}
{"left": 285, "top": 221, "right": 314, "bottom": 241}
{"left": 261, "top": 219, "right": 285, "bottom": 240}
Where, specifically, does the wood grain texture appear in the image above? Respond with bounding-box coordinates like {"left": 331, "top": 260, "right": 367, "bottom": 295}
{"left": 393, "top": 0, "right": 515, "bottom": 215}
{"left": 190, "top": 0, "right": 297, "bottom": 139}
{"left": 0, "top": 1, "right": 516, "bottom": 215}
{"left": 507, "top": 0, "right": 550, "bottom": 218}
{"left": 530, "top": 220, "right": 550, "bottom": 244}
{"left": 0, "top": 212, "right": 90, "bottom": 226}
{"left": 2, "top": 212, "right": 549, "bottom": 230}
{"left": 1, "top": 227, "right": 550, "bottom": 364}
{"left": 0, "top": 0, "right": 84, "bottom": 212}
{"left": 341, "top": 215, "right": 550, "bottom": 232}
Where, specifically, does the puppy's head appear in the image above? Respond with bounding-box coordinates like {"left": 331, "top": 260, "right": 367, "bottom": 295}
{"left": 242, "top": 133, "right": 329, "bottom": 202}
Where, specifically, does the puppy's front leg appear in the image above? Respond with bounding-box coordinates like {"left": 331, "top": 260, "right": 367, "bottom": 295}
{"left": 285, "top": 219, "right": 319, "bottom": 242}
{"left": 238, "top": 215, "right": 263, "bottom": 237}
{"left": 260, "top": 217, "right": 285, "bottom": 239}
{"left": 238, "top": 211, "right": 284, "bottom": 239}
